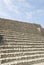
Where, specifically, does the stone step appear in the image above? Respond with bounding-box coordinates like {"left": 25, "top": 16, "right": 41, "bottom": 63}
{"left": 0, "top": 55, "right": 44, "bottom": 63}
{"left": 0, "top": 44, "right": 44, "bottom": 47}
{"left": 3, "top": 39, "right": 44, "bottom": 43}
{"left": 0, "top": 51, "right": 44, "bottom": 55}
{"left": 0, "top": 43, "right": 44, "bottom": 46}
{"left": 1, "top": 57, "right": 44, "bottom": 65}
{"left": 5, "top": 35, "right": 42, "bottom": 40}
{"left": 1, "top": 54, "right": 44, "bottom": 61}
{"left": 0, "top": 47, "right": 44, "bottom": 51}
{"left": 0, "top": 48, "right": 44, "bottom": 53}
{"left": 1, "top": 52, "right": 44, "bottom": 58}
{"left": 0, "top": 44, "right": 44, "bottom": 48}
{"left": 5, "top": 40, "right": 44, "bottom": 42}
{"left": 1, "top": 45, "right": 43, "bottom": 48}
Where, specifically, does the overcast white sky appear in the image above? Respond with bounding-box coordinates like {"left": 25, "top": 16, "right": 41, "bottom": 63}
{"left": 0, "top": 0, "right": 44, "bottom": 27}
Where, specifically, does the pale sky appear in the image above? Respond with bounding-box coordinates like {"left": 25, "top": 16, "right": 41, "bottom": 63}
{"left": 0, "top": 0, "right": 44, "bottom": 27}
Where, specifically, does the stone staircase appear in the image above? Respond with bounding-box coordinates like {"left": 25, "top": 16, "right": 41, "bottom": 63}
{"left": 0, "top": 18, "right": 44, "bottom": 65}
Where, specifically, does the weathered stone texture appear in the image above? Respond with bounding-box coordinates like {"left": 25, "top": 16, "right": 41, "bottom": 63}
{"left": 0, "top": 18, "right": 44, "bottom": 65}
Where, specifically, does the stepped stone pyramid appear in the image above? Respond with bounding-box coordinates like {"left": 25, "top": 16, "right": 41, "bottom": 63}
{"left": 0, "top": 18, "right": 44, "bottom": 65}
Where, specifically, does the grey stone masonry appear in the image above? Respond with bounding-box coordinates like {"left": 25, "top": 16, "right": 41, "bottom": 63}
{"left": 0, "top": 18, "right": 44, "bottom": 65}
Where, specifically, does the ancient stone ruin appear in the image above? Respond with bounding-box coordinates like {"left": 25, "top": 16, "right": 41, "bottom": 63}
{"left": 0, "top": 18, "right": 44, "bottom": 65}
